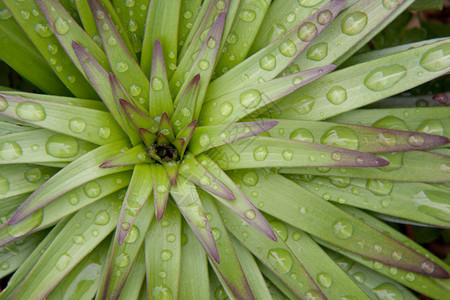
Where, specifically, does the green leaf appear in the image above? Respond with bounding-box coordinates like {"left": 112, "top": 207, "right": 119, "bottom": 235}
{"left": 100, "top": 143, "right": 152, "bottom": 168}
{"left": 0, "top": 129, "right": 96, "bottom": 164}
{"left": 290, "top": 175, "right": 450, "bottom": 228}
{"left": 116, "top": 164, "right": 153, "bottom": 244}
{"left": 281, "top": 150, "right": 450, "bottom": 183}
{"left": 0, "top": 217, "right": 70, "bottom": 300}
{"left": 171, "top": 75, "right": 200, "bottom": 134}
{"left": 145, "top": 201, "right": 181, "bottom": 300}
{"left": 11, "top": 195, "right": 121, "bottom": 299}
{"left": 118, "top": 248, "right": 146, "bottom": 300}
{"left": 0, "top": 93, "right": 126, "bottom": 145}
{"left": 47, "top": 238, "right": 109, "bottom": 300}
{"left": 200, "top": 191, "right": 256, "bottom": 300}
{"left": 0, "top": 6, "right": 70, "bottom": 95}
{"left": 9, "top": 139, "right": 132, "bottom": 224}
{"left": 179, "top": 220, "right": 210, "bottom": 300}
{"left": 265, "top": 119, "right": 449, "bottom": 153}
{"left": 148, "top": 40, "right": 174, "bottom": 118}
{"left": 201, "top": 65, "right": 336, "bottom": 125}
{"left": 119, "top": 99, "right": 157, "bottom": 132}
{"left": 74, "top": 0, "right": 100, "bottom": 40}
{"left": 170, "top": 176, "right": 219, "bottom": 262}
{"left": 228, "top": 169, "right": 449, "bottom": 277}
{"left": 217, "top": 200, "right": 324, "bottom": 299}
{"left": 0, "top": 164, "right": 57, "bottom": 201}
{"left": 174, "top": 120, "right": 197, "bottom": 157}
{"left": 195, "top": 154, "right": 276, "bottom": 241}
{"left": 177, "top": 0, "right": 202, "bottom": 54}
{"left": 97, "top": 201, "right": 152, "bottom": 299}
{"left": 1, "top": 0, "right": 98, "bottom": 98}
{"left": 210, "top": 136, "right": 388, "bottom": 170}
{"left": 88, "top": 0, "right": 150, "bottom": 111}
{"left": 410, "top": 0, "right": 443, "bottom": 11}
{"left": 206, "top": 0, "right": 345, "bottom": 99}
{"left": 264, "top": 38, "right": 450, "bottom": 120}
{"left": 179, "top": 153, "right": 234, "bottom": 200}
{"left": 140, "top": 0, "right": 181, "bottom": 78}
{"left": 189, "top": 121, "right": 278, "bottom": 155}
{"left": 163, "top": 161, "right": 180, "bottom": 186}
{"left": 36, "top": 0, "right": 109, "bottom": 74}
{"left": 150, "top": 164, "right": 172, "bottom": 221}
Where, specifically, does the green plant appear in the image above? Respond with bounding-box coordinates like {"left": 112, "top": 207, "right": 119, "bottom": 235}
{"left": 0, "top": 0, "right": 449, "bottom": 299}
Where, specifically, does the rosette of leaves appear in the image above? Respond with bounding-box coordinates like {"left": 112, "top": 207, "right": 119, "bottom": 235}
{"left": 0, "top": 0, "right": 449, "bottom": 299}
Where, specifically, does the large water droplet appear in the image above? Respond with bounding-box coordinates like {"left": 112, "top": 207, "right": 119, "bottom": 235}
{"left": 260, "top": 54, "right": 276, "bottom": 71}
{"left": 198, "top": 59, "right": 210, "bottom": 70}
{"left": 279, "top": 40, "right": 297, "bottom": 57}
{"left": 373, "top": 282, "right": 404, "bottom": 300}
{"left": 382, "top": 0, "right": 403, "bottom": 10}
{"left": 24, "top": 168, "right": 42, "bottom": 183}
{"left": 267, "top": 249, "right": 293, "bottom": 274}
{"left": 269, "top": 221, "right": 288, "bottom": 241}
{"left": 166, "top": 233, "right": 176, "bottom": 243}
{"left": 220, "top": 101, "right": 233, "bottom": 116}
{"left": 160, "top": 250, "right": 172, "bottom": 261}
{"left": 7, "top": 209, "right": 43, "bottom": 237}
{"left": 341, "top": 12, "right": 368, "bottom": 35}
{"left": 372, "top": 116, "right": 408, "bottom": 131}
{"left": 317, "top": 10, "right": 333, "bottom": 25}
{"left": 364, "top": 65, "right": 407, "bottom": 91}
{"left": 366, "top": 179, "right": 394, "bottom": 195}
{"left": 253, "top": 145, "right": 268, "bottom": 161}
{"left": 239, "top": 9, "right": 256, "bottom": 22}
{"left": 290, "top": 128, "right": 314, "bottom": 142}
{"left": 0, "top": 175, "right": 10, "bottom": 195}
{"left": 268, "top": 23, "right": 286, "bottom": 43}
{"left": 0, "top": 261, "right": 10, "bottom": 270}
{"left": 54, "top": 17, "right": 70, "bottom": 35}
{"left": 35, "top": 23, "right": 53, "bottom": 38}
{"left": 306, "top": 42, "right": 328, "bottom": 61}
{"left": 115, "top": 61, "right": 129, "bottom": 73}
{"left": 0, "top": 8, "right": 12, "bottom": 20}
{"left": 292, "top": 96, "right": 315, "bottom": 114}
{"left": 0, "top": 142, "right": 23, "bottom": 161}
{"left": 83, "top": 181, "right": 101, "bottom": 198}
{"left": 72, "top": 234, "right": 86, "bottom": 245}
{"left": 68, "top": 117, "right": 86, "bottom": 133}
{"left": 98, "top": 127, "right": 111, "bottom": 139}
{"left": 298, "top": 22, "right": 317, "bottom": 42}
{"left": 420, "top": 43, "right": 450, "bottom": 72}
{"left": 416, "top": 120, "right": 444, "bottom": 135}
{"left": 16, "top": 101, "right": 46, "bottom": 121}
{"left": 297, "top": 0, "right": 322, "bottom": 7}
{"left": 0, "top": 96, "right": 8, "bottom": 111}
{"left": 326, "top": 86, "right": 347, "bottom": 105}
{"left": 240, "top": 89, "right": 262, "bottom": 108}
{"left": 55, "top": 253, "right": 72, "bottom": 271}
{"left": 242, "top": 171, "right": 258, "bottom": 186}
{"left": 152, "top": 284, "right": 172, "bottom": 300}
{"left": 317, "top": 272, "right": 332, "bottom": 288}
{"left": 94, "top": 210, "right": 110, "bottom": 225}
{"left": 320, "top": 126, "right": 359, "bottom": 150}
{"left": 45, "top": 134, "right": 79, "bottom": 158}
{"left": 332, "top": 219, "right": 353, "bottom": 239}
{"left": 282, "top": 149, "right": 294, "bottom": 161}
{"left": 329, "top": 176, "right": 351, "bottom": 188}
{"left": 115, "top": 253, "right": 130, "bottom": 267}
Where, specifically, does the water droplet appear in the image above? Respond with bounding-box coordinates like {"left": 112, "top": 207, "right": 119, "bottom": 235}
{"left": 199, "top": 176, "right": 211, "bottom": 186}
{"left": 69, "top": 193, "right": 79, "bottom": 206}
{"left": 198, "top": 59, "right": 210, "bottom": 70}
{"left": 55, "top": 253, "right": 72, "bottom": 271}
{"left": 0, "top": 142, "right": 23, "bottom": 161}
{"left": 341, "top": 12, "right": 367, "bottom": 35}
{"left": 242, "top": 171, "right": 258, "bottom": 186}
{"left": 7, "top": 209, "right": 43, "bottom": 237}
{"left": 321, "top": 126, "right": 359, "bottom": 150}
{"left": 244, "top": 209, "right": 256, "bottom": 220}
{"left": 292, "top": 95, "right": 315, "bottom": 114}
{"left": 16, "top": 101, "right": 46, "bottom": 121}
{"left": 219, "top": 101, "right": 234, "bottom": 116}
{"left": 366, "top": 179, "right": 394, "bottom": 195}
{"left": 306, "top": 42, "right": 328, "bottom": 61}
{"left": 383, "top": 0, "right": 403, "bottom": 9}
{"left": 156, "top": 184, "right": 168, "bottom": 193}
{"left": 373, "top": 283, "right": 404, "bottom": 300}
{"left": 98, "top": 127, "right": 111, "bottom": 139}
{"left": 34, "top": 23, "right": 53, "bottom": 38}
{"left": 115, "top": 61, "right": 129, "bottom": 73}
{"left": 297, "top": 22, "right": 317, "bottom": 42}
{"left": 212, "top": 228, "right": 221, "bottom": 240}
{"left": 151, "top": 77, "right": 164, "bottom": 91}
{"left": 91, "top": 229, "right": 99, "bottom": 237}
{"left": 269, "top": 221, "right": 288, "bottom": 241}
{"left": 240, "top": 89, "right": 262, "bottom": 109}
{"left": 329, "top": 176, "right": 350, "bottom": 188}
{"left": 420, "top": 44, "right": 450, "bottom": 72}
{"left": 128, "top": 20, "right": 138, "bottom": 32}
{"left": 45, "top": 134, "right": 79, "bottom": 158}
{"left": 392, "top": 251, "right": 402, "bottom": 261}
{"left": 405, "top": 272, "right": 415, "bottom": 282}
{"left": 267, "top": 249, "right": 293, "bottom": 274}
{"left": 282, "top": 149, "right": 294, "bottom": 161}
{"left": 115, "top": 253, "right": 130, "bottom": 267}
{"left": 268, "top": 23, "right": 286, "bottom": 43}
{"left": 198, "top": 134, "right": 211, "bottom": 148}
{"left": 279, "top": 40, "right": 297, "bottom": 57}
{"left": 416, "top": 120, "right": 444, "bottom": 135}
{"left": 94, "top": 210, "right": 110, "bottom": 225}
{"left": 420, "top": 261, "right": 435, "bottom": 274}
{"left": 259, "top": 54, "right": 277, "bottom": 71}
{"left": 0, "top": 8, "right": 12, "bottom": 20}
{"left": 69, "top": 117, "right": 86, "bottom": 133}
{"left": 286, "top": 13, "right": 296, "bottom": 23}
{"left": 317, "top": 10, "right": 333, "bottom": 25}
{"left": 317, "top": 272, "right": 332, "bottom": 288}
{"left": 85, "top": 211, "right": 93, "bottom": 219}
{"left": 353, "top": 272, "right": 365, "bottom": 283}
{"left": 253, "top": 145, "right": 268, "bottom": 161}
{"left": 326, "top": 86, "right": 347, "bottom": 105}
{"left": 54, "top": 17, "right": 69, "bottom": 35}
{"left": 216, "top": 0, "right": 226, "bottom": 10}
{"left": 332, "top": 219, "right": 353, "bottom": 239}
{"left": 298, "top": 0, "right": 322, "bottom": 7}
{"left": 160, "top": 250, "right": 172, "bottom": 261}
{"left": 166, "top": 233, "right": 176, "bottom": 243}
{"left": 123, "top": 225, "right": 139, "bottom": 244}
{"left": 0, "top": 96, "right": 8, "bottom": 112}
{"left": 364, "top": 64, "right": 407, "bottom": 91}
{"left": 406, "top": 134, "right": 424, "bottom": 147}
{"left": 289, "top": 128, "right": 313, "bottom": 142}
{"left": 83, "top": 181, "right": 101, "bottom": 198}
{"left": 19, "top": 9, "right": 30, "bottom": 19}
{"left": 239, "top": 9, "right": 256, "bottom": 22}
{"left": 24, "top": 168, "right": 41, "bottom": 183}
{"left": 0, "top": 262, "right": 9, "bottom": 270}
{"left": 72, "top": 234, "right": 86, "bottom": 245}
{"left": 292, "top": 231, "right": 302, "bottom": 241}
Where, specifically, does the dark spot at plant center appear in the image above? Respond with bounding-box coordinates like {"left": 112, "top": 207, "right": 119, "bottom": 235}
{"left": 152, "top": 144, "right": 178, "bottom": 163}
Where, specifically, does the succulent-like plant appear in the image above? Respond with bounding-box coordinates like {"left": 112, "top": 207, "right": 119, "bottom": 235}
{"left": 0, "top": 0, "right": 449, "bottom": 299}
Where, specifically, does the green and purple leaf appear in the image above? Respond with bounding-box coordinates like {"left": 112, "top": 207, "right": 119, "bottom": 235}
{"left": 150, "top": 164, "right": 172, "bottom": 221}
{"left": 99, "top": 144, "right": 152, "bottom": 168}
